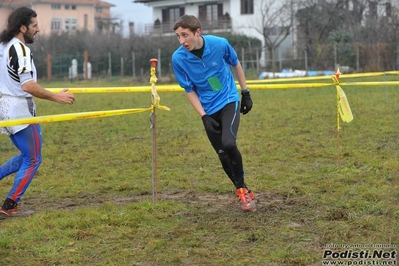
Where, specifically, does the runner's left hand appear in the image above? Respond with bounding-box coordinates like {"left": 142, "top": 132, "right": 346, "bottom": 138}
{"left": 240, "top": 90, "right": 253, "bottom": 115}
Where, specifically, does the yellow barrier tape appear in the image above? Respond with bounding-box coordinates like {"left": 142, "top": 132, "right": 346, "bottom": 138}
{"left": 239, "top": 83, "right": 332, "bottom": 89}
{"left": 47, "top": 83, "right": 331, "bottom": 93}
{"left": 0, "top": 59, "right": 172, "bottom": 128}
{"left": 45, "top": 80, "right": 399, "bottom": 94}
{"left": 43, "top": 69, "right": 399, "bottom": 94}
{"left": 332, "top": 70, "right": 353, "bottom": 123}
{"left": 0, "top": 107, "right": 152, "bottom": 127}
{"left": 150, "top": 60, "right": 160, "bottom": 106}
{"left": 5, "top": 70, "right": 390, "bottom": 128}
{"left": 340, "top": 81, "right": 399, "bottom": 86}
{"left": 149, "top": 59, "right": 170, "bottom": 111}
{"left": 247, "top": 70, "right": 399, "bottom": 84}
{"left": 336, "top": 84, "right": 353, "bottom": 123}
{"left": 47, "top": 86, "right": 184, "bottom": 93}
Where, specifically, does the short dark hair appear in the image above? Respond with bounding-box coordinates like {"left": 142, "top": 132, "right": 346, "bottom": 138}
{"left": 173, "top": 14, "right": 201, "bottom": 33}
{"left": 0, "top": 6, "right": 37, "bottom": 44}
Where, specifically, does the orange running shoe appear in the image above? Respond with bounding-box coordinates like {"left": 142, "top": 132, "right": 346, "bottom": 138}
{"left": 0, "top": 206, "right": 33, "bottom": 219}
{"left": 235, "top": 188, "right": 257, "bottom": 212}
{"left": 0, "top": 207, "right": 15, "bottom": 218}
{"left": 248, "top": 190, "right": 255, "bottom": 201}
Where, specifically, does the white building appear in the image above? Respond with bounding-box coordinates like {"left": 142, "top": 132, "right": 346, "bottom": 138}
{"left": 134, "top": 0, "right": 399, "bottom": 68}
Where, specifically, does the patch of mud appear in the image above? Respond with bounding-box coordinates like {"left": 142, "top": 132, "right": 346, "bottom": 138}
{"left": 18, "top": 190, "right": 306, "bottom": 214}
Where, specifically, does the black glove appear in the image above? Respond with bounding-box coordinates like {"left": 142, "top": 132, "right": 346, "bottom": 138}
{"left": 240, "top": 89, "right": 253, "bottom": 115}
{"left": 201, "top": 115, "right": 221, "bottom": 134}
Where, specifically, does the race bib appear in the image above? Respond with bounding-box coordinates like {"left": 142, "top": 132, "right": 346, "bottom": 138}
{"left": 207, "top": 76, "right": 222, "bottom": 92}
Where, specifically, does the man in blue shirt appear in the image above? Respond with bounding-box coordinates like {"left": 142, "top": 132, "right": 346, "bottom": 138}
{"left": 172, "top": 15, "right": 256, "bottom": 212}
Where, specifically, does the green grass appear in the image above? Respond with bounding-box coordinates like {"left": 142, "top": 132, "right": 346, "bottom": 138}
{"left": 0, "top": 76, "right": 398, "bottom": 265}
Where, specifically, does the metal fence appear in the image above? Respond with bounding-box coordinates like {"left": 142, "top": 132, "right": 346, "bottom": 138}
{"left": 38, "top": 43, "right": 399, "bottom": 82}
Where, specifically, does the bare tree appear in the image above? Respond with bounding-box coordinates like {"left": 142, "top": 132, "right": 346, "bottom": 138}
{"left": 247, "top": 0, "right": 296, "bottom": 72}
{"left": 296, "top": 0, "right": 350, "bottom": 69}
{"left": 296, "top": 0, "right": 395, "bottom": 71}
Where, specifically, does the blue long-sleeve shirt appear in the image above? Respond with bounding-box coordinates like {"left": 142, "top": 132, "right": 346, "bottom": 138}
{"left": 172, "top": 35, "right": 240, "bottom": 115}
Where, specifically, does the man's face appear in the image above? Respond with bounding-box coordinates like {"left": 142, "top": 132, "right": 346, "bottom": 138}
{"left": 175, "top": 27, "right": 201, "bottom": 51}
{"left": 23, "top": 17, "right": 39, "bottom": 44}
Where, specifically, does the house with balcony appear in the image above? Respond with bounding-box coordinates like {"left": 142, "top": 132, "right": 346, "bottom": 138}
{"left": 134, "top": 0, "right": 296, "bottom": 68}
{"left": 134, "top": 0, "right": 399, "bottom": 71}
{"left": 0, "top": 0, "right": 115, "bottom": 35}
{"left": 134, "top": 0, "right": 264, "bottom": 37}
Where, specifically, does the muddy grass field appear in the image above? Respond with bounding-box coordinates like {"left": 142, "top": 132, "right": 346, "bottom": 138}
{"left": 0, "top": 77, "right": 398, "bottom": 265}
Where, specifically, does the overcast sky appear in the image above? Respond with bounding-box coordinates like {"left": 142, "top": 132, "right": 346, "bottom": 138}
{"left": 105, "top": 0, "right": 153, "bottom": 35}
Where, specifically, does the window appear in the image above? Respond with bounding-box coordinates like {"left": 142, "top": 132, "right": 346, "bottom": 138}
{"left": 51, "top": 18, "right": 62, "bottom": 32}
{"left": 241, "top": 0, "right": 254, "bottom": 15}
{"left": 97, "top": 7, "right": 103, "bottom": 13}
{"left": 65, "top": 18, "right": 78, "bottom": 31}
{"left": 199, "top": 4, "right": 223, "bottom": 22}
{"left": 65, "top": 5, "right": 70, "bottom": 10}
{"left": 162, "top": 7, "right": 184, "bottom": 22}
{"left": 168, "top": 7, "right": 181, "bottom": 22}
{"left": 169, "top": 8, "right": 180, "bottom": 22}
{"left": 97, "top": 20, "right": 103, "bottom": 31}
{"left": 71, "top": 18, "right": 77, "bottom": 30}
{"left": 84, "top": 14, "right": 88, "bottom": 29}
{"left": 51, "top": 4, "right": 61, "bottom": 10}
{"left": 72, "top": 5, "right": 76, "bottom": 10}
{"left": 206, "top": 4, "right": 218, "bottom": 21}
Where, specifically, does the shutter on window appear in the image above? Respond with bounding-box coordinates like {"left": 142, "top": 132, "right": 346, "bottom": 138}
{"left": 199, "top": 5, "right": 205, "bottom": 20}
{"left": 162, "top": 9, "right": 168, "bottom": 22}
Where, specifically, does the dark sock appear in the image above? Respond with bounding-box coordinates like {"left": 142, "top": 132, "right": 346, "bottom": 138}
{"left": 2, "top": 198, "right": 17, "bottom": 210}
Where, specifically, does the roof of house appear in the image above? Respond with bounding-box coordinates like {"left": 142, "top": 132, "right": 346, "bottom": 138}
{"left": 133, "top": 0, "right": 215, "bottom": 5}
{"left": 134, "top": 0, "right": 173, "bottom": 3}
{"left": 0, "top": 0, "right": 114, "bottom": 7}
